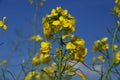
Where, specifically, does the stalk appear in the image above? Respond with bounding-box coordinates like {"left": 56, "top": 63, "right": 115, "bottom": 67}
{"left": 58, "top": 31, "right": 63, "bottom": 80}
{"left": 103, "top": 25, "right": 119, "bottom": 80}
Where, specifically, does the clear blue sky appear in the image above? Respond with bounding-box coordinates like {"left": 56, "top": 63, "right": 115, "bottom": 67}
{"left": 0, "top": 0, "right": 115, "bottom": 80}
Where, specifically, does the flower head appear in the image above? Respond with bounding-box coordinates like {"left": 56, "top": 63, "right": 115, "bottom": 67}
{"left": 0, "top": 16, "right": 7, "bottom": 31}
{"left": 40, "top": 41, "right": 52, "bottom": 53}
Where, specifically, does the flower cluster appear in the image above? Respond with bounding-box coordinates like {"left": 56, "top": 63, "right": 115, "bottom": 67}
{"left": 25, "top": 71, "right": 41, "bottom": 80}
{"left": 66, "top": 36, "right": 87, "bottom": 62}
{"left": 93, "top": 37, "right": 109, "bottom": 53}
{"left": 29, "top": 6, "right": 88, "bottom": 80}
{"left": 114, "top": 0, "right": 120, "bottom": 17}
{"left": 32, "top": 41, "right": 52, "bottom": 66}
{"left": 42, "top": 6, "right": 76, "bottom": 40}
{"left": 0, "top": 16, "right": 7, "bottom": 31}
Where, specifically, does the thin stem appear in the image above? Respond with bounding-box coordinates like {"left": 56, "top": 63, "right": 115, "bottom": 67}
{"left": 58, "top": 31, "right": 63, "bottom": 80}
{"left": 103, "top": 25, "right": 119, "bottom": 80}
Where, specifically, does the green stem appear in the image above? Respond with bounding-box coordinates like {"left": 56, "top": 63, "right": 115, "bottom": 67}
{"left": 103, "top": 25, "right": 119, "bottom": 80}
{"left": 58, "top": 31, "right": 63, "bottom": 80}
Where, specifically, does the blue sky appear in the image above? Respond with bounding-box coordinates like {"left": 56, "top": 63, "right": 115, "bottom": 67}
{"left": 0, "top": 0, "right": 116, "bottom": 80}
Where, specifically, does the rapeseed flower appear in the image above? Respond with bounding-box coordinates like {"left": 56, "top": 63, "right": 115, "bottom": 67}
{"left": 42, "top": 7, "right": 76, "bottom": 40}
{"left": 93, "top": 37, "right": 109, "bottom": 53}
{"left": 32, "top": 53, "right": 40, "bottom": 66}
{"left": 40, "top": 41, "right": 52, "bottom": 53}
{"left": 113, "top": 44, "right": 118, "bottom": 51}
{"left": 66, "top": 42, "right": 76, "bottom": 49}
{"left": 30, "top": 35, "right": 43, "bottom": 41}
{"left": 0, "top": 16, "right": 7, "bottom": 31}
{"left": 114, "top": 51, "right": 120, "bottom": 65}
{"left": 76, "top": 71, "right": 86, "bottom": 80}
{"left": 40, "top": 53, "right": 51, "bottom": 63}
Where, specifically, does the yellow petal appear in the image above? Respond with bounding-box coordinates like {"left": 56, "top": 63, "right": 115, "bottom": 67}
{"left": 66, "top": 42, "right": 76, "bottom": 49}
{"left": 52, "top": 20, "right": 60, "bottom": 26}
{"left": 3, "top": 25, "right": 7, "bottom": 30}
{"left": 0, "top": 21, "right": 3, "bottom": 26}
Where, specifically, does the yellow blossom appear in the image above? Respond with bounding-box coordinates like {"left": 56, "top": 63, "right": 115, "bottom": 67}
{"left": 97, "top": 55, "right": 105, "bottom": 62}
{"left": 0, "top": 21, "right": 3, "bottom": 26}
{"left": 32, "top": 53, "right": 40, "bottom": 66}
{"left": 101, "top": 37, "right": 108, "bottom": 43}
{"left": 35, "top": 74, "right": 41, "bottom": 80}
{"left": 56, "top": 6, "right": 62, "bottom": 12}
{"left": 59, "top": 16, "right": 65, "bottom": 21}
{"left": 30, "top": 35, "right": 43, "bottom": 41}
{"left": 51, "top": 9, "right": 58, "bottom": 16}
{"left": 115, "top": 51, "right": 120, "bottom": 60}
{"left": 66, "top": 42, "right": 76, "bottom": 49}
{"left": 46, "top": 67, "right": 55, "bottom": 74}
{"left": 52, "top": 20, "right": 60, "bottom": 26}
{"left": 93, "top": 57, "right": 97, "bottom": 63}
{"left": 113, "top": 44, "right": 118, "bottom": 51}
{"left": 43, "top": 22, "right": 52, "bottom": 40}
{"left": 74, "top": 37, "right": 85, "bottom": 47}
{"left": 114, "top": 51, "right": 120, "bottom": 65}
{"left": 101, "top": 44, "right": 109, "bottom": 51}
{"left": 115, "top": 0, "right": 118, "bottom": 3}
{"left": 76, "top": 71, "right": 86, "bottom": 80}
{"left": 51, "top": 62, "right": 56, "bottom": 68}
{"left": 0, "top": 17, "right": 7, "bottom": 31}
{"left": 40, "top": 53, "right": 51, "bottom": 63}
{"left": 25, "top": 71, "right": 41, "bottom": 80}
{"left": 61, "top": 9, "right": 68, "bottom": 15}
{"left": 40, "top": 41, "right": 52, "bottom": 53}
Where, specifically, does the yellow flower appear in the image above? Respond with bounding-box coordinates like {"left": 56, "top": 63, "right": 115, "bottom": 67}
{"left": 0, "top": 17, "right": 7, "bottom": 31}
{"left": 40, "top": 53, "right": 51, "bottom": 63}
{"left": 74, "top": 38, "right": 85, "bottom": 47}
{"left": 0, "top": 21, "right": 3, "bottom": 26}
{"left": 61, "top": 9, "right": 68, "bottom": 15}
{"left": 97, "top": 55, "right": 105, "bottom": 62}
{"left": 32, "top": 53, "right": 40, "bottom": 66}
{"left": 51, "top": 9, "right": 58, "bottom": 16}
{"left": 46, "top": 67, "right": 55, "bottom": 74}
{"left": 74, "top": 53, "right": 80, "bottom": 61}
{"left": 73, "top": 48, "right": 87, "bottom": 62}
{"left": 114, "top": 51, "right": 120, "bottom": 65}
{"left": 25, "top": 71, "right": 41, "bottom": 80}
{"left": 115, "top": 0, "right": 119, "bottom": 3}
{"left": 36, "top": 35, "right": 43, "bottom": 41}
{"left": 51, "top": 62, "right": 56, "bottom": 68}
{"left": 59, "top": 16, "right": 65, "bottom": 21}
{"left": 113, "top": 44, "right": 118, "bottom": 51}
{"left": 66, "top": 42, "right": 76, "bottom": 49}
{"left": 52, "top": 20, "right": 60, "bottom": 26}
{"left": 35, "top": 74, "right": 41, "bottom": 80}
{"left": 25, "top": 76, "right": 31, "bottom": 80}
{"left": 93, "top": 57, "right": 97, "bottom": 63}
{"left": 76, "top": 71, "right": 86, "bottom": 80}
{"left": 101, "top": 37, "right": 108, "bottom": 43}
{"left": 56, "top": 6, "right": 62, "bottom": 12}
{"left": 43, "top": 23, "right": 52, "bottom": 40}
{"left": 101, "top": 44, "right": 109, "bottom": 51}
{"left": 115, "top": 51, "right": 120, "bottom": 60}
{"left": 30, "top": 35, "right": 43, "bottom": 41}
{"left": 40, "top": 42, "right": 52, "bottom": 53}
